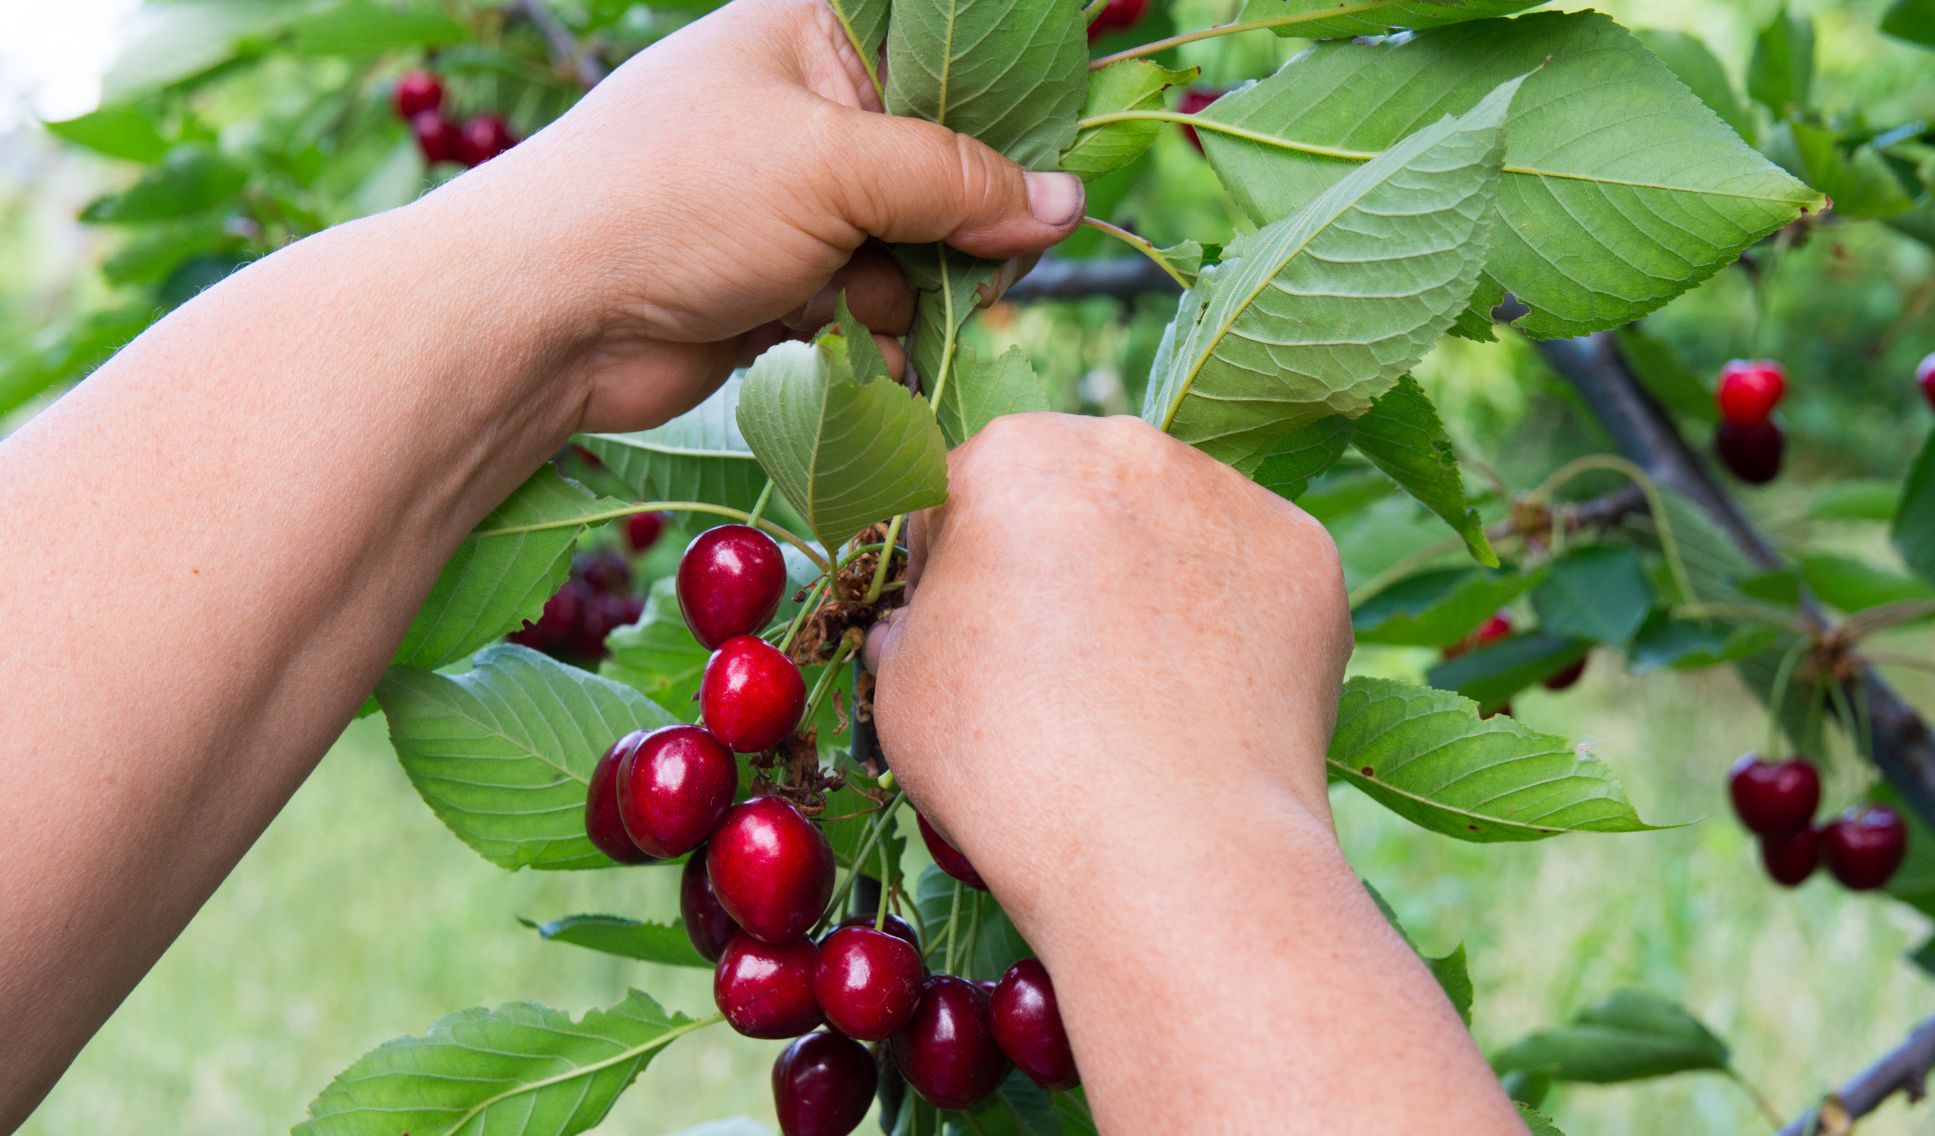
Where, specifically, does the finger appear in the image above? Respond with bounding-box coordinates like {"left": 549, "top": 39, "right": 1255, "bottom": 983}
{"left": 875, "top": 334, "right": 906, "bottom": 382}
{"left": 822, "top": 108, "right": 1084, "bottom": 261}
{"left": 781, "top": 244, "right": 915, "bottom": 334}
{"left": 976, "top": 253, "right": 1042, "bottom": 309}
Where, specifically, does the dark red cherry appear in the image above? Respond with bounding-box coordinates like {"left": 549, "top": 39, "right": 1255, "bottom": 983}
{"left": 1087, "top": 0, "right": 1147, "bottom": 40}
{"left": 1823, "top": 804, "right": 1909, "bottom": 890}
{"left": 1760, "top": 826, "right": 1822, "bottom": 887}
{"left": 1716, "top": 359, "right": 1786, "bottom": 425}
{"left": 1542, "top": 655, "right": 1587, "bottom": 691}
{"left": 990, "top": 958, "right": 1079, "bottom": 1091}
{"left": 682, "top": 846, "right": 740, "bottom": 962}
{"left": 457, "top": 113, "right": 517, "bottom": 167}
{"left": 575, "top": 549, "right": 633, "bottom": 595}
{"left": 1728, "top": 754, "right": 1820, "bottom": 838}
{"left": 700, "top": 636, "right": 806, "bottom": 752}
{"left": 814, "top": 927, "right": 924, "bottom": 1041}
{"left": 708, "top": 797, "right": 835, "bottom": 942}
{"left": 773, "top": 1030, "right": 878, "bottom": 1136}
{"left": 715, "top": 932, "right": 823, "bottom": 1039}
{"left": 1444, "top": 611, "right": 1512, "bottom": 659}
{"left": 615, "top": 724, "right": 736, "bottom": 858}
{"left": 410, "top": 109, "right": 462, "bottom": 165}
{"left": 626, "top": 510, "right": 670, "bottom": 553}
{"left": 1176, "top": 88, "right": 1224, "bottom": 153}
{"left": 393, "top": 69, "right": 443, "bottom": 119}
{"left": 585, "top": 731, "right": 655, "bottom": 863}
{"left": 917, "top": 812, "right": 988, "bottom": 891}
{"left": 1918, "top": 352, "right": 1935, "bottom": 411}
{"left": 1715, "top": 419, "right": 1784, "bottom": 484}
{"left": 890, "top": 976, "right": 1010, "bottom": 1111}
{"left": 678, "top": 525, "right": 788, "bottom": 649}
{"left": 832, "top": 912, "right": 922, "bottom": 956}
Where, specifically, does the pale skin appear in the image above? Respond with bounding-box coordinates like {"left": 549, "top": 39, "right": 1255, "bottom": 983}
{"left": 0, "top": 0, "right": 1524, "bottom": 1131}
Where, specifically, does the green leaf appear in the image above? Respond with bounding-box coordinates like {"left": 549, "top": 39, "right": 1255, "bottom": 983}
{"left": 1632, "top": 30, "right": 1755, "bottom": 144}
{"left": 1253, "top": 416, "right": 1354, "bottom": 501}
{"left": 1516, "top": 1103, "right": 1568, "bottom": 1136}
{"left": 520, "top": 914, "right": 711, "bottom": 968}
{"left": 958, "top": 1069, "right": 1063, "bottom": 1136}
{"left": 1143, "top": 76, "right": 1516, "bottom": 472}
{"left": 884, "top": 0, "right": 1089, "bottom": 170}
{"left": 287, "top": 0, "right": 466, "bottom": 55}
{"left": 1492, "top": 990, "right": 1730, "bottom": 1082}
{"left": 1808, "top": 479, "right": 1902, "bottom": 521}
{"left": 937, "top": 345, "right": 1051, "bottom": 448}
{"left": 101, "top": 0, "right": 299, "bottom": 102}
{"left": 102, "top": 215, "right": 242, "bottom": 286}
{"left": 376, "top": 645, "right": 677, "bottom": 871}
{"left": 1198, "top": 13, "right": 1825, "bottom": 340}
{"left": 1613, "top": 326, "right": 1719, "bottom": 423}
{"left": 828, "top": 0, "right": 890, "bottom": 62}
{"left": 736, "top": 334, "right": 951, "bottom": 552}
{"left": 1061, "top": 60, "right": 1199, "bottom": 181}
{"left": 394, "top": 466, "right": 623, "bottom": 672}
{"left": 833, "top": 292, "right": 893, "bottom": 386}
{"left": 80, "top": 143, "right": 248, "bottom": 224}
{"left": 0, "top": 306, "right": 157, "bottom": 415}
{"left": 1349, "top": 375, "right": 1496, "bottom": 566}
{"left": 914, "top": 865, "right": 1034, "bottom": 980}
{"left": 1353, "top": 566, "right": 1540, "bottom": 647}
{"left": 1427, "top": 944, "right": 1475, "bottom": 1027}
{"left": 1882, "top": 0, "right": 1935, "bottom": 48}
{"left": 1328, "top": 676, "right": 1662, "bottom": 841}
{"left": 294, "top": 989, "right": 707, "bottom": 1136}
{"left": 1151, "top": 239, "right": 1213, "bottom": 288}
{"left": 894, "top": 243, "right": 1004, "bottom": 403}
{"left": 1426, "top": 632, "right": 1592, "bottom": 712}
{"left": 819, "top": 779, "right": 906, "bottom": 887}
{"left": 575, "top": 373, "right": 768, "bottom": 513}
{"left": 600, "top": 578, "right": 710, "bottom": 719}
{"left": 43, "top": 104, "right": 169, "bottom": 161}
{"left": 1748, "top": 9, "right": 1814, "bottom": 115}
{"left": 1802, "top": 554, "right": 1935, "bottom": 614}
{"left": 1778, "top": 121, "right": 1916, "bottom": 219}
{"left": 1298, "top": 465, "right": 1396, "bottom": 523}
{"left": 1629, "top": 611, "right": 1780, "bottom": 671}
{"left": 1893, "top": 432, "right": 1935, "bottom": 587}
{"left": 1235, "top": 0, "right": 1547, "bottom": 40}
{"left": 1531, "top": 546, "right": 1654, "bottom": 644}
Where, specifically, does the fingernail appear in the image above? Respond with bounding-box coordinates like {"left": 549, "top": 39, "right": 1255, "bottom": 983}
{"left": 1024, "top": 171, "right": 1084, "bottom": 228}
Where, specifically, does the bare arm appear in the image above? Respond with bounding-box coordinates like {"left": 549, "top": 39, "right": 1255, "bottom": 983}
{"left": 0, "top": 1, "right": 1080, "bottom": 1122}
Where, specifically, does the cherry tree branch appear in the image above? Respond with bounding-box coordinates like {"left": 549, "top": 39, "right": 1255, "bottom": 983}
{"left": 1773, "top": 1015, "right": 1935, "bottom": 1135}
{"left": 511, "top": 0, "right": 607, "bottom": 88}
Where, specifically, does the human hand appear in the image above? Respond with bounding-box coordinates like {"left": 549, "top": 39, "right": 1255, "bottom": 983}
{"left": 433, "top": 0, "right": 1085, "bottom": 433}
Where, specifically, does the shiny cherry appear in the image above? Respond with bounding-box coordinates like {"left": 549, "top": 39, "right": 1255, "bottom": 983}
{"left": 891, "top": 975, "right": 1011, "bottom": 1111}
{"left": 1715, "top": 419, "right": 1783, "bottom": 484}
{"left": 832, "top": 912, "right": 922, "bottom": 956}
{"left": 410, "top": 110, "right": 462, "bottom": 165}
{"left": 773, "top": 1030, "right": 878, "bottom": 1136}
{"left": 1542, "top": 655, "right": 1587, "bottom": 691}
{"left": 393, "top": 69, "right": 443, "bottom": 118}
{"left": 708, "top": 797, "right": 836, "bottom": 942}
{"left": 1761, "top": 826, "right": 1822, "bottom": 887}
{"left": 700, "top": 636, "right": 807, "bottom": 752}
{"left": 585, "top": 731, "right": 654, "bottom": 863}
{"left": 1918, "top": 352, "right": 1935, "bottom": 411}
{"left": 616, "top": 724, "right": 736, "bottom": 859}
{"left": 681, "top": 846, "right": 740, "bottom": 962}
{"left": 990, "top": 958, "right": 1079, "bottom": 1091}
{"left": 1823, "top": 804, "right": 1909, "bottom": 890}
{"left": 917, "top": 812, "right": 988, "bottom": 891}
{"left": 457, "top": 113, "right": 516, "bottom": 167}
{"left": 626, "top": 510, "right": 670, "bottom": 553}
{"left": 715, "top": 932, "right": 823, "bottom": 1039}
{"left": 1716, "top": 359, "right": 1786, "bottom": 425}
{"left": 678, "top": 525, "right": 788, "bottom": 649}
{"left": 814, "top": 926, "right": 924, "bottom": 1040}
{"left": 1176, "top": 88, "right": 1224, "bottom": 153}
{"left": 1728, "top": 754, "right": 1820, "bottom": 838}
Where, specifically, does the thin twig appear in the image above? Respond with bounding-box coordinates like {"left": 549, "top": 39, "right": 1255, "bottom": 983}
{"left": 1776, "top": 1015, "right": 1935, "bottom": 1135}
{"left": 512, "top": 0, "right": 605, "bottom": 87}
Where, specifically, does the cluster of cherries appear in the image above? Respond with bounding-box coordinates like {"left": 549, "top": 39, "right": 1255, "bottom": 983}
{"left": 1086, "top": 0, "right": 1147, "bottom": 41}
{"left": 1712, "top": 359, "right": 1788, "bottom": 485}
{"left": 1729, "top": 754, "right": 1908, "bottom": 889}
{"left": 1440, "top": 611, "right": 1587, "bottom": 718}
{"left": 392, "top": 69, "right": 517, "bottom": 169}
{"left": 507, "top": 549, "right": 646, "bottom": 665}
{"left": 577, "top": 523, "right": 1078, "bottom": 1136}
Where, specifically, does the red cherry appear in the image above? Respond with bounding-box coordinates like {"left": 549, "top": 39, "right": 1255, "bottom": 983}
{"left": 990, "top": 958, "right": 1079, "bottom": 1091}
{"left": 1443, "top": 611, "right": 1512, "bottom": 659}
{"left": 1086, "top": 0, "right": 1148, "bottom": 40}
{"left": 700, "top": 636, "right": 807, "bottom": 752}
{"left": 585, "top": 732, "right": 655, "bottom": 864}
{"left": 1823, "top": 804, "right": 1909, "bottom": 890}
{"left": 1727, "top": 754, "right": 1821, "bottom": 837}
{"left": 576, "top": 549, "right": 633, "bottom": 595}
{"left": 916, "top": 812, "right": 988, "bottom": 891}
{"left": 1176, "top": 88, "right": 1224, "bottom": 153}
{"left": 626, "top": 510, "right": 670, "bottom": 553}
{"left": 1542, "top": 655, "right": 1587, "bottom": 691}
{"left": 773, "top": 1030, "right": 878, "bottom": 1136}
{"left": 715, "top": 932, "right": 823, "bottom": 1039}
{"left": 814, "top": 927, "right": 924, "bottom": 1041}
{"left": 458, "top": 113, "right": 517, "bottom": 167}
{"left": 682, "top": 846, "right": 740, "bottom": 962}
{"left": 410, "top": 109, "right": 462, "bottom": 165}
{"left": 1760, "top": 826, "right": 1822, "bottom": 887}
{"left": 1917, "top": 353, "right": 1935, "bottom": 411}
{"left": 890, "top": 976, "right": 1011, "bottom": 1111}
{"left": 1716, "top": 359, "right": 1786, "bottom": 425}
{"left": 832, "top": 912, "right": 922, "bottom": 956}
{"left": 393, "top": 69, "right": 443, "bottom": 119}
{"left": 615, "top": 725, "right": 737, "bottom": 859}
{"left": 1715, "top": 419, "right": 1784, "bottom": 484}
{"left": 678, "top": 525, "right": 788, "bottom": 649}
{"left": 708, "top": 797, "right": 836, "bottom": 942}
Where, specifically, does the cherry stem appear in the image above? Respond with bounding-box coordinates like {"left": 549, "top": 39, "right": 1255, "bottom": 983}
{"left": 1077, "top": 109, "right": 1377, "bottom": 162}
{"left": 775, "top": 578, "right": 830, "bottom": 654}
{"left": 1525, "top": 454, "right": 1698, "bottom": 609}
{"left": 876, "top": 832, "right": 893, "bottom": 931}
{"left": 799, "top": 634, "right": 860, "bottom": 734}
{"left": 1088, "top": 0, "right": 1401, "bottom": 69}
{"left": 1827, "top": 671, "right": 1864, "bottom": 766}
{"left": 1082, "top": 0, "right": 1108, "bottom": 20}
{"left": 1727, "top": 1070, "right": 1787, "bottom": 1130}
{"left": 472, "top": 500, "right": 829, "bottom": 573}
{"left": 1081, "top": 217, "right": 1193, "bottom": 290}
{"left": 925, "top": 246, "right": 966, "bottom": 415}
{"left": 1766, "top": 641, "right": 1809, "bottom": 758}
{"left": 1864, "top": 649, "right": 1935, "bottom": 675}
{"left": 866, "top": 514, "right": 907, "bottom": 604}
{"left": 815, "top": 788, "right": 906, "bottom": 935}
{"left": 744, "top": 480, "right": 775, "bottom": 529}
{"left": 935, "top": 880, "right": 964, "bottom": 970}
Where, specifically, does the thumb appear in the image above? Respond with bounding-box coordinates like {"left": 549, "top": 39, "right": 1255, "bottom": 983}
{"left": 823, "top": 108, "right": 1085, "bottom": 261}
